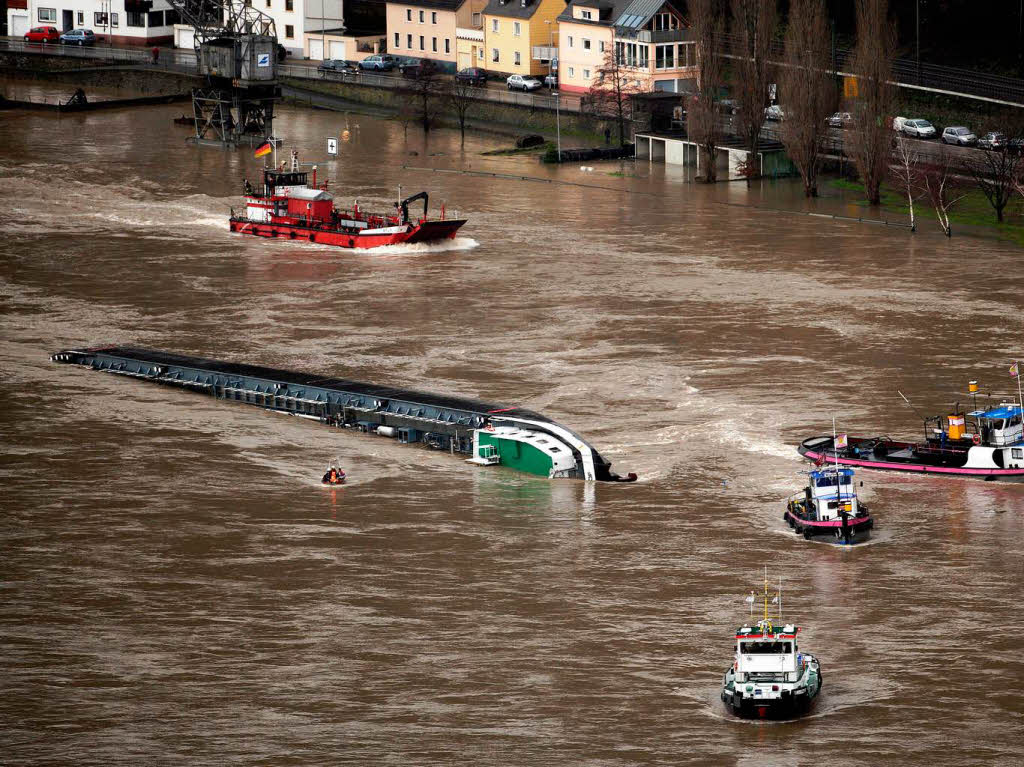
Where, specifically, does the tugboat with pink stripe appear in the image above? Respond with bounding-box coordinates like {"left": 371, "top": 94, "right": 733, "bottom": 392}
{"left": 785, "top": 465, "right": 873, "bottom": 545}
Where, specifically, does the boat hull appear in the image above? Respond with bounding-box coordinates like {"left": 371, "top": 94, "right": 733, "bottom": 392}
{"left": 229, "top": 217, "right": 467, "bottom": 249}
{"left": 721, "top": 657, "right": 822, "bottom": 720}
{"left": 799, "top": 435, "right": 1024, "bottom": 482}
{"left": 784, "top": 503, "right": 873, "bottom": 544}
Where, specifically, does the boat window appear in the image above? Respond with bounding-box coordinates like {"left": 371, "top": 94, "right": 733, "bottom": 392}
{"left": 740, "top": 641, "right": 792, "bottom": 654}
{"left": 839, "top": 475, "right": 851, "bottom": 485}
{"left": 815, "top": 476, "right": 837, "bottom": 487}
{"left": 549, "top": 446, "right": 561, "bottom": 452}
{"left": 1013, "top": 448, "right": 1023, "bottom": 459}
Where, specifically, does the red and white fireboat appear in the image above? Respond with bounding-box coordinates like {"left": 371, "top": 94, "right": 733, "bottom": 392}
{"left": 230, "top": 151, "right": 466, "bottom": 249}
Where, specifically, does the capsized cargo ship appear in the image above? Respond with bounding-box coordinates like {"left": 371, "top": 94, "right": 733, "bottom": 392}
{"left": 50, "top": 346, "right": 637, "bottom": 482}
{"left": 230, "top": 151, "right": 466, "bottom": 249}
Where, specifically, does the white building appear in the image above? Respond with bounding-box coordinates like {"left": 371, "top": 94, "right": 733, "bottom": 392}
{"left": 8, "top": 0, "right": 179, "bottom": 45}
{"left": 173, "top": 0, "right": 345, "bottom": 58}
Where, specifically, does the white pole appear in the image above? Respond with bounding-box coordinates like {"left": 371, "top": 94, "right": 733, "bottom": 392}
{"left": 1016, "top": 360, "right": 1023, "bottom": 426}
{"left": 555, "top": 93, "right": 561, "bottom": 160}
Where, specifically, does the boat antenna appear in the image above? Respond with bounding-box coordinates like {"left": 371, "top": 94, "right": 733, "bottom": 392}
{"left": 778, "top": 576, "right": 782, "bottom": 622}
{"left": 1013, "top": 361, "right": 1023, "bottom": 424}
{"left": 763, "top": 566, "right": 769, "bottom": 624}
{"left": 898, "top": 390, "right": 930, "bottom": 441}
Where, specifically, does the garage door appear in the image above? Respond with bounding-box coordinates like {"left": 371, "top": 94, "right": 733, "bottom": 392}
{"left": 329, "top": 40, "right": 345, "bottom": 59}
{"left": 177, "top": 27, "right": 194, "bottom": 49}
{"left": 11, "top": 14, "right": 28, "bottom": 37}
{"left": 458, "top": 52, "right": 470, "bottom": 69}
{"left": 309, "top": 38, "right": 324, "bottom": 61}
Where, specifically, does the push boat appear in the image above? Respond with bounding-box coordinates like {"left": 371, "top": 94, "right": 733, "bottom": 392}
{"left": 784, "top": 466, "right": 873, "bottom": 544}
{"left": 721, "top": 574, "right": 822, "bottom": 720}
{"left": 799, "top": 396, "right": 1024, "bottom": 482}
{"left": 229, "top": 151, "right": 466, "bottom": 249}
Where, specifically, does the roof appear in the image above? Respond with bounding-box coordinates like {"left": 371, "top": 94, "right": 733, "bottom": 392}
{"left": 613, "top": 0, "right": 662, "bottom": 29}
{"left": 970, "top": 405, "right": 1023, "bottom": 420}
{"left": 387, "top": 0, "right": 465, "bottom": 11}
{"left": 483, "top": 0, "right": 547, "bottom": 21}
{"left": 287, "top": 188, "right": 333, "bottom": 201}
{"left": 556, "top": 0, "right": 683, "bottom": 29}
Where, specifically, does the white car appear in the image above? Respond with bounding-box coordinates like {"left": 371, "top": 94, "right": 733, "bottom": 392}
{"left": 942, "top": 126, "right": 977, "bottom": 146}
{"left": 901, "top": 119, "right": 936, "bottom": 139}
{"left": 764, "top": 104, "right": 785, "bottom": 121}
{"left": 827, "top": 111, "right": 852, "bottom": 128}
{"left": 507, "top": 74, "right": 542, "bottom": 92}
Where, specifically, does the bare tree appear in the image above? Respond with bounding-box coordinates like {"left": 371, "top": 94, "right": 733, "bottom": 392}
{"left": 446, "top": 77, "right": 478, "bottom": 146}
{"left": 847, "top": 0, "right": 896, "bottom": 205}
{"left": 590, "top": 45, "right": 643, "bottom": 146}
{"left": 889, "top": 134, "right": 922, "bottom": 230}
{"left": 779, "top": 0, "right": 836, "bottom": 197}
{"left": 963, "top": 145, "right": 1023, "bottom": 223}
{"left": 688, "top": 0, "right": 726, "bottom": 182}
{"left": 920, "top": 149, "right": 966, "bottom": 237}
{"left": 730, "top": 0, "right": 777, "bottom": 182}
{"left": 400, "top": 60, "right": 442, "bottom": 133}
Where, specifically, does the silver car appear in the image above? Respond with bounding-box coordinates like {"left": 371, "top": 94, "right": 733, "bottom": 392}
{"left": 942, "top": 126, "right": 977, "bottom": 146}
{"left": 506, "top": 75, "right": 542, "bottom": 92}
{"left": 902, "top": 119, "right": 936, "bottom": 139}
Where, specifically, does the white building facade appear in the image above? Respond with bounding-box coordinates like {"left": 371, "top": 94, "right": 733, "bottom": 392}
{"left": 8, "top": 0, "right": 179, "bottom": 45}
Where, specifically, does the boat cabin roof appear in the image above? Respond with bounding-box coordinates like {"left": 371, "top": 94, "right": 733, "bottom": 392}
{"left": 810, "top": 467, "right": 854, "bottom": 480}
{"left": 969, "top": 404, "right": 1022, "bottom": 420}
{"left": 286, "top": 188, "right": 333, "bottom": 201}
{"left": 734, "top": 624, "right": 799, "bottom": 640}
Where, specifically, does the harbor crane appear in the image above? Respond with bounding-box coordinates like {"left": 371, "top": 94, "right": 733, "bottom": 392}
{"left": 165, "top": 0, "right": 281, "bottom": 147}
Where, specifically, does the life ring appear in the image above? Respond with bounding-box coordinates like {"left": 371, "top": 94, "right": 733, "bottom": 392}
{"left": 972, "top": 434, "right": 981, "bottom": 445}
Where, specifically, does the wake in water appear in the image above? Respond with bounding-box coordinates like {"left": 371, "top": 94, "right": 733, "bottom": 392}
{"left": 304, "top": 236, "right": 480, "bottom": 257}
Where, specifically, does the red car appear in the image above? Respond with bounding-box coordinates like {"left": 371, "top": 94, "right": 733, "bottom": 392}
{"left": 25, "top": 26, "right": 61, "bottom": 43}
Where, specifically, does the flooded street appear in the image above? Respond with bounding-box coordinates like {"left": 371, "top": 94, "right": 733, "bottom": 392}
{"left": 2, "top": 101, "right": 1023, "bottom": 766}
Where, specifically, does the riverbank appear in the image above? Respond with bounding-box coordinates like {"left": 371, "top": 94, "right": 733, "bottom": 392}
{"left": 829, "top": 178, "right": 1024, "bottom": 246}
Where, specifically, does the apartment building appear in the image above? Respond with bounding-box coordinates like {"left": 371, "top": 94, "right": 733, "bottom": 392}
{"left": 555, "top": 0, "right": 695, "bottom": 94}
{"left": 481, "top": 0, "right": 564, "bottom": 77}
{"left": 386, "top": 0, "right": 486, "bottom": 73}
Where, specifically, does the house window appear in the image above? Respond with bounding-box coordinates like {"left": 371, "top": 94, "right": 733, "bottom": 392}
{"left": 265, "top": 0, "right": 271, "bottom": 7}
{"left": 94, "top": 11, "right": 107, "bottom": 26}
{"left": 654, "top": 12, "right": 676, "bottom": 31}
{"left": 581, "top": 9, "right": 591, "bottom": 19}
{"left": 111, "top": 12, "right": 119, "bottom": 26}
{"left": 678, "top": 42, "right": 696, "bottom": 67}
{"left": 514, "top": 50, "right": 521, "bottom": 65}
{"left": 432, "top": 36, "right": 437, "bottom": 52}
{"left": 406, "top": 8, "right": 412, "bottom": 20}
{"left": 394, "top": 32, "right": 400, "bottom": 47}
{"left": 583, "top": 68, "right": 590, "bottom": 79}
{"left": 568, "top": 66, "right": 574, "bottom": 77}
{"left": 445, "top": 38, "right": 450, "bottom": 53}
{"left": 126, "top": 11, "right": 145, "bottom": 27}
{"left": 491, "top": 18, "right": 498, "bottom": 33}
{"left": 432, "top": 11, "right": 437, "bottom": 23}
{"left": 513, "top": 21, "right": 520, "bottom": 36}
{"left": 285, "top": 24, "right": 294, "bottom": 38}
{"left": 285, "top": 0, "right": 293, "bottom": 9}
{"left": 166, "top": 10, "right": 179, "bottom": 24}
{"left": 419, "top": 10, "right": 424, "bottom": 22}
{"left": 407, "top": 33, "right": 412, "bottom": 47}
{"left": 567, "top": 35, "right": 573, "bottom": 47}
{"left": 655, "top": 42, "right": 675, "bottom": 69}
{"left": 582, "top": 38, "right": 590, "bottom": 50}
{"left": 77, "top": 11, "right": 84, "bottom": 24}
{"left": 473, "top": 12, "right": 481, "bottom": 25}
{"left": 37, "top": 7, "right": 56, "bottom": 21}
{"left": 599, "top": 40, "right": 605, "bottom": 52}
{"left": 491, "top": 48, "right": 499, "bottom": 62}
{"left": 419, "top": 35, "right": 424, "bottom": 49}
{"left": 147, "top": 10, "right": 164, "bottom": 26}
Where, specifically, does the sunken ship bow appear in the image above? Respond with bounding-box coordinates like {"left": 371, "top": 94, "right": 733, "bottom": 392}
{"left": 50, "top": 346, "right": 637, "bottom": 483}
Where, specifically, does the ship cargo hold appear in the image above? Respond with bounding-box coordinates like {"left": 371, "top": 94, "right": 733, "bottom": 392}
{"left": 50, "top": 346, "right": 637, "bottom": 482}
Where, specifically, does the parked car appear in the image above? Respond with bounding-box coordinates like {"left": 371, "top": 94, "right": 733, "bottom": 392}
{"left": 318, "top": 59, "right": 358, "bottom": 76}
{"left": 1008, "top": 137, "right": 1024, "bottom": 155}
{"left": 941, "top": 126, "right": 977, "bottom": 146}
{"left": 456, "top": 67, "right": 488, "bottom": 87}
{"left": 400, "top": 60, "right": 438, "bottom": 79}
{"left": 901, "top": 119, "right": 936, "bottom": 139}
{"left": 764, "top": 104, "right": 785, "bottom": 121}
{"left": 977, "top": 131, "right": 1007, "bottom": 151}
{"left": 892, "top": 116, "right": 907, "bottom": 132}
{"left": 827, "top": 111, "right": 853, "bottom": 128}
{"left": 359, "top": 54, "right": 396, "bottom": 71}
{"left": 59, "top": 28, "right": 96, "bottom": 46}
{"left": 543, "top": 73, "right": 558, "bottom": 89}
{"left": 277, "top": 44, "right": 289, "bottom": 60}
{"left": 24, "top": 26, "right": 60, "bottom": 43}
{"left": 506, "top": 74, "right": 542, "bottom": 92}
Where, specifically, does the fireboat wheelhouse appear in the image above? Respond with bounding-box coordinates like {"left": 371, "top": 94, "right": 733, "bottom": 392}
{"left": 721, "top": 573, "right": 822, "bottom": 719}
{"left": 229, "top": 151, "right": 466, "bottom": 249}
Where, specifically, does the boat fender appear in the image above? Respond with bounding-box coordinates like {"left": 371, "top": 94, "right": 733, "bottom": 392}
{"left": 972, "top": 434, "right": 981, "bottom": 445}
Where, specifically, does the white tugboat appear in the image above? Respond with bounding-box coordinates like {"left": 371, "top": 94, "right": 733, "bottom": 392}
{"left": 784, "top": 465, "right": 874, "bottom": 544}
{"left": 721, "top": 572, "right": 822, "bottom": 719}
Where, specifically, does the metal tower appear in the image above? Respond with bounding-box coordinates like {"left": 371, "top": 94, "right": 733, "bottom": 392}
{"left": 167, "top": 0, "right": 281, "bottom": 147}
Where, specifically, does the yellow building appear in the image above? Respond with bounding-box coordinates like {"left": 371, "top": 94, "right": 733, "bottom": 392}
{"left": 482, "top": 0, "right": 565, "bottom": 77}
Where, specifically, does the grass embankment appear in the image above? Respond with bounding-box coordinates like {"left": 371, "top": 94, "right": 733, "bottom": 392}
{"left": 830, "top": 178, "right": 1024, "bottom": 246}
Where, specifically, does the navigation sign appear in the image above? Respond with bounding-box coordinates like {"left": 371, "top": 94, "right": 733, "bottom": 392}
{"left": 327, "top": 137, "right": 338, "bottom": 155}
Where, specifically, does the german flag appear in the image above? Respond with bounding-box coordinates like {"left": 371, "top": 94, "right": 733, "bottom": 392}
{"left": 254, "top": 141, "right": 272, "bottom": 158}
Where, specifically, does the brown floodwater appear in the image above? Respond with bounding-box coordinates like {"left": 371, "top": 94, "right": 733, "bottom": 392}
{"left": 1, "top": 98, "right": 1023, "bottom": 766}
